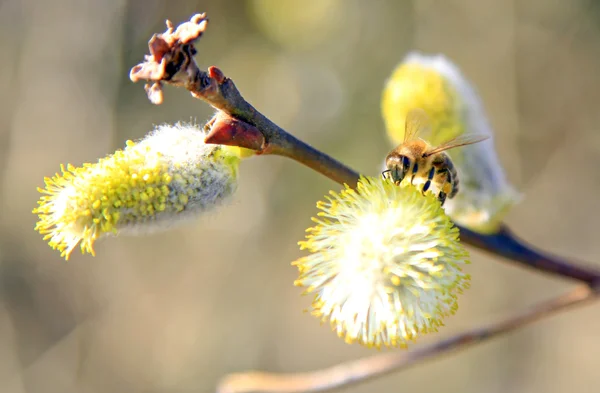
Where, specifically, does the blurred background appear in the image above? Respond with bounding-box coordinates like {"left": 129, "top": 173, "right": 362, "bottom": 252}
{"left": 1, "top": 0, "right": 600, "bottom": 392}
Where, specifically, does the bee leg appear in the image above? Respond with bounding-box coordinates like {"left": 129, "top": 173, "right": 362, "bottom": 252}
{"left": 422, "top": 180, "right": 431, "bottom": 193}
{"left": 438, "top": 191, "right": 447, "bottom": 206}
{"left": 410, "top": 162, "right": 419, "bottom": 185}
{"left": 434, "top": 167, "right": 451, "bottom": 206}
{"left": 422, "top": 167, "right": 435, "bottom": 194}
{"left": 401, "top": 156, "right": 411, "bottom": 184}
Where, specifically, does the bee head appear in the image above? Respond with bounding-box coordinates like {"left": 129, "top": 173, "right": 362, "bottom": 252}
{"left": 384, "top": 153, "right": 412, "bottom": 185}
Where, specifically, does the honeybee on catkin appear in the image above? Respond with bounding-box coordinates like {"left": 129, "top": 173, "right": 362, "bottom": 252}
{"left": 383, "top": 108, "right": 489, "bottom": 206}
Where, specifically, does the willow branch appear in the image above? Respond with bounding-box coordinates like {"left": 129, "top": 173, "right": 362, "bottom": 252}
{"left": 129, "top": 14, "right": 357, "bottom": 187}
{"left": 216, "top": 285, "right": 598, "bottom": 393}
{"left": 129, "top": 14, "right": 600, "bottom": 286}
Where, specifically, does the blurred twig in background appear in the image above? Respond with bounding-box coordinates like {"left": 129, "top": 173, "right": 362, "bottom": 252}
{"left": 216, "top": 285, "right": 598, "bottom": 393}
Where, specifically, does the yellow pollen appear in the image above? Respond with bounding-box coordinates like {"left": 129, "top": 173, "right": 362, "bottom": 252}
{"left": 382, "top": 63, "right": 464, "bottom": 148}
{"left": 32, "top": 142, "right": 173, "bottom": 260}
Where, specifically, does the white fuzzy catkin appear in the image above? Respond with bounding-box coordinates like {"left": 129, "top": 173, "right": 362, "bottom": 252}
{"left": 34, "top": 123, "right": 242, "bottom": 259}
{"left": 294, "top": 177, "right": 470, "bottom": 348}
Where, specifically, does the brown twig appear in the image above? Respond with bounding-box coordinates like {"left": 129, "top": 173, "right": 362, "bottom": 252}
{"left": 130, "top": 15, "right": 357, "bottom": 187}
{"left": 129, "top": 14, "right": 600, "bottom": 286}
{"left": 216, "top": 285, "right": 598, "bottom": 393}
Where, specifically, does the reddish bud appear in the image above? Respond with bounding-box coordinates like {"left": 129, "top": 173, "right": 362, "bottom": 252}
{"left": 208, "top": 66, "right": 226, "bottom": 84}
{"left": 205, "top": 113, "right": 265, "bottom": 151}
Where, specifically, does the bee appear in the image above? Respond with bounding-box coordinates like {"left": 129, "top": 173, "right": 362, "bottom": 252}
{"left": 382, "top": 108, "right": 489, "bottom": 206}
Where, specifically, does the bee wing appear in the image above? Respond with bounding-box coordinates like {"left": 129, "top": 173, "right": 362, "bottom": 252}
{"left": 404, "top": 108, "right": 433, "bottom": 142}
{"left": 424, "top": 134, "right": 490, "bottom": 156}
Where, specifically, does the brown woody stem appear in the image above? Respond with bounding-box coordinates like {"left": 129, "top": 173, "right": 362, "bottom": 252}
{"left": 129, "top": 14, "right": 600, "bottom": 286}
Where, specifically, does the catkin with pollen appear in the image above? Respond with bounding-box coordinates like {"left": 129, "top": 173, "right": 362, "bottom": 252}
{"left": 34, "top": 123, "right": 244, "bottom": 260}
{"left": 293, "top": 176, "right": 470, "bottom": 349}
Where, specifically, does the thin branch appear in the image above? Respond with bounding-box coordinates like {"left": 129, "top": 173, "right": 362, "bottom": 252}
{"left": 216, "top": 285, "right": 598, "bottom": 393}
{"left": 459, "top": 225, "right": 600, "bottom": 284}
{"left": 129, "top": 14, "right": 357, "bottom": 187}
{"left": 129, "top": 14, "right": 600, "bottom": 286}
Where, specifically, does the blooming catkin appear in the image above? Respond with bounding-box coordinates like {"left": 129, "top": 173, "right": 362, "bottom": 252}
{"left": 33, "top": 123, "right": 245, "bottom": 260}
{"left": 293, "top": 176, "right": 470, "bottom": 349}
{"left": 381, "top": 52, "right": 519, "bottom": 234}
